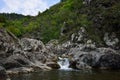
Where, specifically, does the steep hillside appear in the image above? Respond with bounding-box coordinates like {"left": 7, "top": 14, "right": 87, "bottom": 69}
{"left": 24, "top": 0, "right": 120, "bottom": 46}
{"left": 0, "top": 0, "right": 120, "bottom": 47}
{"left": 24, "top": 0, "right": 90, "bottom": 42}
{"left": 0, "top": 13, "right": 37, "bottom": 37}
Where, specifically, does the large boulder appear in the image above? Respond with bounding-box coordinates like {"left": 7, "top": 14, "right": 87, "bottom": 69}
{"left": 20, "top": 38, "right": 46, "bottom": 52}
{"left": 2, "top": 54, "right": 31, "bottom": 69}
{"left": 19, "top": 38, "right": 56, "bottom": 63}
{"left": 94, "top": 48, "right": 120, "bottom": 69}
{"left": 69, "top": 48, "right": 120, "bottom": 69}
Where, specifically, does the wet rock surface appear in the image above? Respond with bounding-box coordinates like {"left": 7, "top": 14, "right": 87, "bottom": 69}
{"left": 6, "top": 67, "right": 34, "bottom": 75}
{"left": 46, "top": 62, "right": 60, "bottom": 69}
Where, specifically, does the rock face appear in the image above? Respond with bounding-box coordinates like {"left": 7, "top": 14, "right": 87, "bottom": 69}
{"left": 48, "top": 27, "right": 120, "bottom": 70}
{"left": 71, "top": 27, "right": 88, "bottom": 43}
{"left": 67, "top": 28, "right": 120, "bottom": 69}
{"left": 0, "top": 28, "right": 58, "bottom": 76}
{"left": 46, "top": 40, "right": 73, "bottom": 56}
{"left": 2, "top": 54, "right": 31, "bottom": 69}
{"left": 68, "top": 29, "right": 120, "bottom": 69}
{"left": 18, "top": 38, "right": 58, "bottom": 70}
{"left": 19, "top": 38, "right": 56, "bottom": 63}
{"left": 69, "top": 48, "right": 120, "bottom": 69}
{"left": 104, "top": 33, "right": 119, "bottom": 49}
{"left": 0, "top": 28, "right": 17, "bottom": 58}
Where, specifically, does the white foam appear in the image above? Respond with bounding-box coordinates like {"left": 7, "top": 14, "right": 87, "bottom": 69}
{"left": 57, "top": 57, "right": 72, "bottom": 70}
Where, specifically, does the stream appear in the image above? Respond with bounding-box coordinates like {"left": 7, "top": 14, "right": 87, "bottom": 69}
{"left": 10, "top": 70, "right": 120, "bottom": 80}
{"left": 10, "top": 57, "right": 120, "bottom": 80}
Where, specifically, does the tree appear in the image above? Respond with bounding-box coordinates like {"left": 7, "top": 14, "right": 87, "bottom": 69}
{"left": 0, "top": 15, "right": 6, "bottom": 23}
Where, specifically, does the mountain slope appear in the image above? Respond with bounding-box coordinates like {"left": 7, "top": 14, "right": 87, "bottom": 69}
{"left": 0, "top": 0, "right": 120, "bottom": 47}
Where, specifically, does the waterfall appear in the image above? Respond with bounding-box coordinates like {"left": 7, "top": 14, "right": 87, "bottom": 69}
{"left": 57, "top": 57, "right": 72, "bottom": 70}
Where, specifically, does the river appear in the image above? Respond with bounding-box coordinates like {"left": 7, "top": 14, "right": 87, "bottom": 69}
{"left": 10, "top": 69, "right": 120, "bottom": 80}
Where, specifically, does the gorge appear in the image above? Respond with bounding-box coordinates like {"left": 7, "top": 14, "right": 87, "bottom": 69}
{"left": 0, "top": 0, "right": 120, "bottom": 80}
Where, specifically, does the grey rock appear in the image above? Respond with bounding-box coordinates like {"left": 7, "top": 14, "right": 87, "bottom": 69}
{"left": 0, "top": 66, "right": 10, "bottom": 80}
{"left": 46, "top": 62, "right": 60, "bottom": 69}
{"left": 0, "top": 28, "right": 58, "bottom": 72}
{"left": 104, "top": 33, "right": 119, "bottom": 49}
{"left": 3, "top": 54, "right": 31, "bottom": 69}
{"left": 7, "top": 67, "right": 34, "bottom": 75}
{"left": 83, "top": 0, "right": 91, "bottom": 5}
{"left": 71, "top": 27, "right": 88, "bottom": 43}
{"left": 69, "top": 48, "right": 120, "bottom": 69}
{"left": 19, "top": 38, "right": 55, "bottom": 62}
{"left": 0, "top": 28, "right": 17, "bottom": 57}
{"left": 46, "top": 40, "right": 72, "bottom": 55}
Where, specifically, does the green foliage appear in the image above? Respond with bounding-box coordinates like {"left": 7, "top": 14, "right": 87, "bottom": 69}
{"left": 6, "top": 26, "right": 22, "bottom": 37}
{"left": 102, "top": 3, "right": 120, "bottom": 32}
{"left": 0, "top": 15, "right": 6, "bottom": 23}
{"left": 61, "top": 0, "right": 73, "bottom": 10}
{"left": 0, "top": 23, "right": 4, "bottom": 28}
{"left": 0, "top": 13, "right": 25, "bottom": 20}
{"left": 84, "top": 0, "right": 120, "bottom": 45}
{"left": 80, "top": 14, "right": 92, "bottom": 27}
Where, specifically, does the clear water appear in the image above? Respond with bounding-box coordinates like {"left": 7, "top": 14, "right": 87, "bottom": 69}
{"left": 10, "top": 70, "right": 120, "bottom": 80}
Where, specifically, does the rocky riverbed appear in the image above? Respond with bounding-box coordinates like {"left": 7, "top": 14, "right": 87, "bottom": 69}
{"left": 0, "top": 28, "right": 120, "bottom": 79}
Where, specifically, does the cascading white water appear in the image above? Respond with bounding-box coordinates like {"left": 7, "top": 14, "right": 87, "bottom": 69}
{"left": 57, "top": 57, "right": 72, "bottom": 70}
